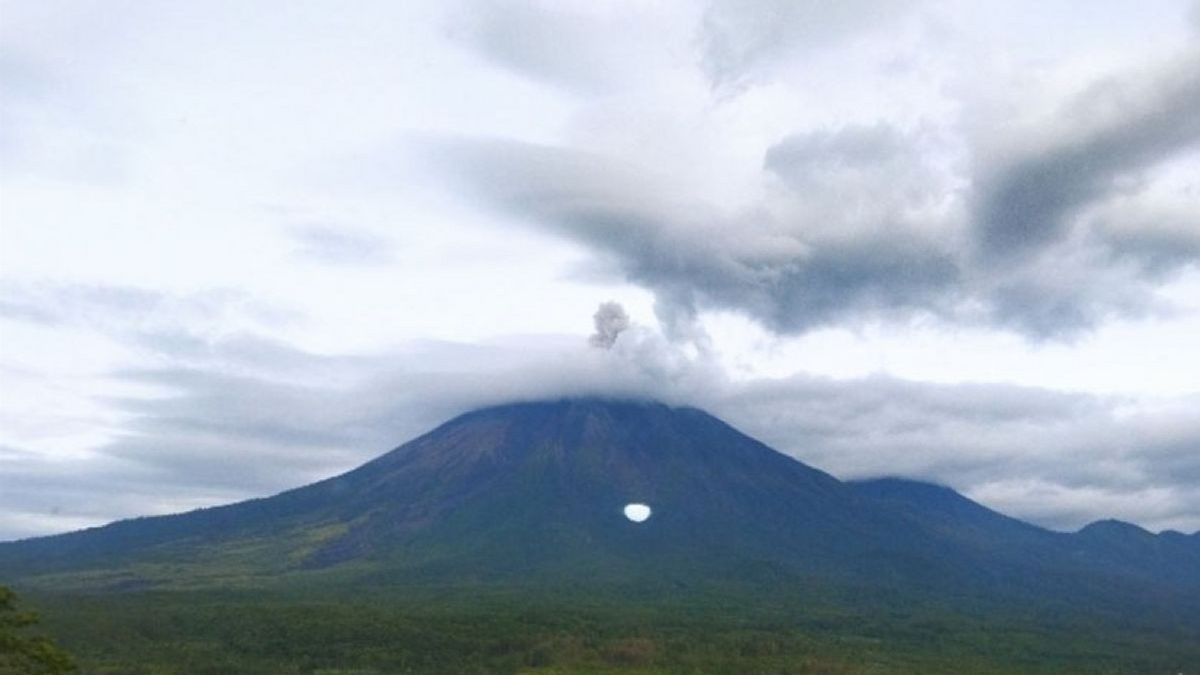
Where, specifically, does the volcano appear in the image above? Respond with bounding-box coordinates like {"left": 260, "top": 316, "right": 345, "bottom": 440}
{"left": 2, "top": 399, "right": 1198, "bottom": 607}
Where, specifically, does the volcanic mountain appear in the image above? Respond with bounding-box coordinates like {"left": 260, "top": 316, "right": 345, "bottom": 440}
{"left": 2, "top": 399, "right": 1198, "bottom": 609}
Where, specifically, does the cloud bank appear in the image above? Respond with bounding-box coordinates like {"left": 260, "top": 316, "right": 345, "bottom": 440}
{"left": 426, "top": 2, "right": 1200, "bottom": 341}
{"left": 1, "top": 283, "right": 1197, "bottom": 539}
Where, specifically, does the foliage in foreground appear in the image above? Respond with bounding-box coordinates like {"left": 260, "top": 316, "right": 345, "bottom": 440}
{"left": 0, "top": 585, "right": 76, "bottom": 675}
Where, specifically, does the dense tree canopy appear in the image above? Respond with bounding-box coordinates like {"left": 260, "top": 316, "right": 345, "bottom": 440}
{"left": 0, "top": 586, "right": 75, "bottom": 675}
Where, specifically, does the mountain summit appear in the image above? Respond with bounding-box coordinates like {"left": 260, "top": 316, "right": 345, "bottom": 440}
{"left": 2, "top": 399, "right": 1198, "bottom": 604}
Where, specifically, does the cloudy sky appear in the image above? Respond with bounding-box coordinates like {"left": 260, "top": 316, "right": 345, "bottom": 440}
{"left": 2, "top": 0, "right": 1199, "bottom": 540}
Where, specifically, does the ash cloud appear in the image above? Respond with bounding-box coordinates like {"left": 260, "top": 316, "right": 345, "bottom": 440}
{"left": 588, "top": 301, "right": 631, "bottom": 349}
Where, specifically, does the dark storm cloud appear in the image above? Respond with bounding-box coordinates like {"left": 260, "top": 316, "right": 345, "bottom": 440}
{"left": 1090, "top": 200, "right": 1200, "bottom": 275}
{"left": 430, "top": 3, "right": 1200, "bottom": 341}
{"left": 1135, "top": 417, "right": 1200, "bottom": 487}
{"left": 429, "top": 136, "right": 962, "bottom": 338}
{"left": 972, "top": 53, "right": 1200, "bottom": 264}
{"left": 429, "top": 44, "right": 1200, "bottom": 341}
{"left": 764, "top": 124, "right": 912, "bottom": 183}
{"left": 753, "top": 235, "right": 960, "bottom": 333}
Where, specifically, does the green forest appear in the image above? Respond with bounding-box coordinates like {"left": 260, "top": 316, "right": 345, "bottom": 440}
{"left": 5, "top": 584, "right": 1197, "bottom": 675}
{"left": 0, "top": 586, "right": 75, "bottom": 674}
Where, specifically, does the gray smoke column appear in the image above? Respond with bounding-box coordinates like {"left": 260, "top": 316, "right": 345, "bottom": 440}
{"left": 589, "top": 301, "right": 630, "bottom": 349}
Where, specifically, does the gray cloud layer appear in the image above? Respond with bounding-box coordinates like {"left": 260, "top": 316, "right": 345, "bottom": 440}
{"left": 2, "top": 283, "right": 1198, "bottom": 539}
{"left": 972, "top": 52, "right": 1200, "bottom": 263}
{"left": 427, "top": 3, "right": 1200, "bottom": 341}
{"left": 428, "top": 60, "right": 1199, "bottom": 340}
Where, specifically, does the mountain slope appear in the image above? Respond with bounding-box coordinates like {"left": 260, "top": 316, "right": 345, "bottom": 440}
{"left": 851, "top": 478, "right": 1200, "bottom": 596}
{"left": 1, "top": 400, "right": 933, "bottom": 586}
{"left": 2, "top": 399, "right": 1198, "bottom": 608}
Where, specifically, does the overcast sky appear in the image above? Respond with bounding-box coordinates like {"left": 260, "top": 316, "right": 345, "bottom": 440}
{"left": 2, "top": 0, "right": 1199, "bottom": 540}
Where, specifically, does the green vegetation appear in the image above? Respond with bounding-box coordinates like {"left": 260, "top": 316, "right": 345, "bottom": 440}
{"left": 6, "top": 402, "right": 1198, "bottom": 673}
{"left": 0, "top": 585, "right": 76, "bottom": 675}
{"left": 19, "top": 585, "right": 1199, "bottom": 674}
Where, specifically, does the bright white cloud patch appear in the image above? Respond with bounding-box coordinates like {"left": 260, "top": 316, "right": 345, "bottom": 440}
{"left": 624, "top": 503, "right": 652, "bottom": 523}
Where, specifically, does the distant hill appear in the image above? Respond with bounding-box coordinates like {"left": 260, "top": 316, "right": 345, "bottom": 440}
{"left": 3, "top": 399, "right": 1198, "bottom": 615}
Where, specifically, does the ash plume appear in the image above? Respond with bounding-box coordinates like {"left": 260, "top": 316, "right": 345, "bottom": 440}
{"left": 588, "top": 301, "right": 630, "bottom": 349}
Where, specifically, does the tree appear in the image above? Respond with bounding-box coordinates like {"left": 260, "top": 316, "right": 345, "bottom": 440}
{"left": 0, "top": 585, "right": 76, "bottom": 674}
